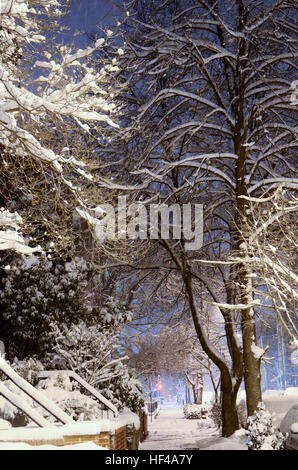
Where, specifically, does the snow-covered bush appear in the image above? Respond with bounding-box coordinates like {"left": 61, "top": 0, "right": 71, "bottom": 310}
{"left": 209, "top": 400, "right": 247, "bottom": 429}
{"left": 0, "top": 357, "right": 44, "bottom": 427}
{"left": 36, "top": 374, "right": 106, "bottom": 422}
{"left": 246, "top": 402, "right": 286, "bottom": 450}
{"left": 44, "top": 320, "right": 125, "bottom": 383}
{"left": 183, "top": 404, "right": 211, "bottom": 419}
{"left": 42, "top": 318, "right": 144, "bottom": 413}
{"left": 9, "top": 357, "right": 44, "bottom": 385}
{"left": 0, "top": 255, "right": 93, "bottom": 357}
{"left": 210, "top": 402, "right": 222, "bottom": 428}
{"left": 0, "top": 254, "right": 144, "bottom": 414}
{"left": 106, "top": 365, "right": 144, "bottom": 413}
{"left": 0, "top": 255, "right": 131, "bottom": 359}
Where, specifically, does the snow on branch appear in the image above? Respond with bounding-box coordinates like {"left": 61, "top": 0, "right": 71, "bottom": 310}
{"left": 0, "top": 0, "right": 122, "bottom": 183}
{"left": 212, "top": 300, "right": 261, "bottom": 311}
{"left": 0, "top": 209, "right": 42, "bottom": 254}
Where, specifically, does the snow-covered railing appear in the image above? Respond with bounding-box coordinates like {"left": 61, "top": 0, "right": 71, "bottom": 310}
{"left": 0, "top": 381, "right": 50, "bottom": 428}
{"left": 145, "top": 398, "right": 160, "bottom": 417}
{"left": 0, "top": 358, "right": 74, "bottom": 426}
{"left": 37, "top": 370, "right": 118, "bottom": 417}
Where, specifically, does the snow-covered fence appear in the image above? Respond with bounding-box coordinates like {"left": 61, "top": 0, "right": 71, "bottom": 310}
{"left": 37, "top": 370, "right": 118, "bottom": 418}
{"left": 0, "top": 358, "right": 74, "bottom": 426}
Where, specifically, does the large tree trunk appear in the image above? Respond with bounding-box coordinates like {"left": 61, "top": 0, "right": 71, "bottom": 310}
{"left": 235, "top": 94, "right": 263, "bottom": 416}
{"left": 240, "top": 269, "right": 262, "bottom": 415}
{"left": 221, "top": 381, "right": 239, "bottom": 437}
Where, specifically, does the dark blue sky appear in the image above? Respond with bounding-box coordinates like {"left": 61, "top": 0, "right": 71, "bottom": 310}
{"left": 63, "top": 0, "right": 121, "bottom": 45}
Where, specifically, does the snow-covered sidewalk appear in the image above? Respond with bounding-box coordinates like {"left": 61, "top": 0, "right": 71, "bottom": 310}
{"left": 139, "top": 404, "right": 247, "bottom": 451}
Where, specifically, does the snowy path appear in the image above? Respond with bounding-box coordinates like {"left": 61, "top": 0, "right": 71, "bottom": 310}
{"left": 139, "top": 404, "right": 219, "bottom": 450}
{"left": 139, "top": 403, "right": 249, "bottom": 450}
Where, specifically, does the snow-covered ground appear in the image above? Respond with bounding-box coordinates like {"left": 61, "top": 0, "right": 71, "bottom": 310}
{"left": 139, "top": 402, "right": 247, "bottom": 450}
{"left": 0, "top": 442, "right": 106, "bottom": 450}
{"left": 140, "top": 387, "right": 298, "bottom": 451}
{"left": 0, "top": 389, "right": 297, "bottom": 450}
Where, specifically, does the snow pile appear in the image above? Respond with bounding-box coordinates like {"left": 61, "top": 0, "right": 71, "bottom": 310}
{"left": 0, "top": 209, "right": 42, "bottom": 255}
{"left": 115, "top": 409, "right": 140, "bottom": 431}
{"left": 291, "top": 423, "right": 298, "bottom": 433}
{"left": 0, "top": 418, "right": 11, "bottom": 430}
{"left": 0, "top": 426, "right": 65, "bottom": 443}
{"left": 198, "top": 429, "right": 248, "bottom": 450}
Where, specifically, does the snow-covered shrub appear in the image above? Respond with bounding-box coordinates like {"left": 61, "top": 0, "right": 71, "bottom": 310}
{"left": 42, "top": 319, "right": 144, "bottom": 412}
{"left": 9, "top": 357, "right": 44, "bottom": 385}
{"left": 106, "top": 365, "right": 144, "bottom": 413}
{"left": 36, "top": 374, "right": 106, "bottom": 422}
{"left": 0, "top": 358, "right": 44, "bottom": 427}
{"left": 0, "top": 255, "right": 132, "bottom": 359}
{"left": 210, "top": 402, "right": 222, "bottom": 428}
{"left": 43, "top": 320, "right": 124, "bottom": 383}
{"left": 246, "top": 402, "right": 286, "bottom": 450}
{"left": 0, "top": 257, "right": 143, "bottom": 414}
{"left": 183, "top": 404, "right": 211, "bottom": 419}
{"left": 210, "top": 400, "right": 247, "bottom": 429}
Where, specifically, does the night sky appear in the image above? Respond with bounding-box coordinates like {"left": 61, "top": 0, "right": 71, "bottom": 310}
{"left": 63, "top": 0, "right": 120, "bottom": 45}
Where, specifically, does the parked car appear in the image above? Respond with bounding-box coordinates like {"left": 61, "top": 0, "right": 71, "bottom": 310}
{"left": 280, "top": 404, "right": 298, "bottom": 450}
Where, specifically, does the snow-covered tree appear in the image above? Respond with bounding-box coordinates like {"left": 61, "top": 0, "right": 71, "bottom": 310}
{"left": 240, "top": 188, "right": 297, "bottom": 347}
{"left": 88, "top": 0, "right": 297, "bottom": 436}
{"left": 126, "top": 320, "right": 222, "bottom": 405}
{"left": 0, "top": 0, "right": 123, "bottom": 255}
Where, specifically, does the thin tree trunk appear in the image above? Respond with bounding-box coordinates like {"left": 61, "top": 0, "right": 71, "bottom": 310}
{"left": 183, "top": 269, "right": 240, "bottom": 436}
{"left": 197, "top": 373, "right": 203, "bottom": 405}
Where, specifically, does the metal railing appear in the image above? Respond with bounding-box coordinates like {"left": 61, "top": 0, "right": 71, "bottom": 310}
{"left": 145, "top": 398, "right": 159, "bottom": 415}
